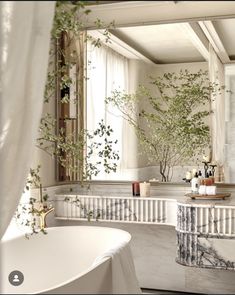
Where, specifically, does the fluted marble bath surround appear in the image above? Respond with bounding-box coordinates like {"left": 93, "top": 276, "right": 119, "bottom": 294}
{"left": 55, "top": 194, "right": 176, "bottom": 225}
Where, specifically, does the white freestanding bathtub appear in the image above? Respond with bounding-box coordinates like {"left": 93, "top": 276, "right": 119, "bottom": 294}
{"left": 0, "top": 226, "right": 141, "bottom": 294}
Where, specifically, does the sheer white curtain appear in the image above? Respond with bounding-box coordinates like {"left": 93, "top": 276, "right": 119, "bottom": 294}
{"left": 209, "top": 44, "right": 225, "bottom": 179}
{"left": 87, "top": 40, "right": 128, "bottom": 179}
{"left": 0, "top": 1, "right": 55, "bottom": 239}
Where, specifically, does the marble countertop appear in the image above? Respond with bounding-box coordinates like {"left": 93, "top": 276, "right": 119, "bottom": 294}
{"left": 177, "top": 196, "right": 235, "bottom": 206}
{"left": 156, "top": 193, "right": 235, "bottom": 207}
{"left": 55, "top": 191, "right": 235, "bottom": 207}
{"left": 56, "top": 192, "right": 178, "bottom": 201}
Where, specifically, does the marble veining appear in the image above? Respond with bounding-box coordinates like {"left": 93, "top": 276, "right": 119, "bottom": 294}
{"left": 176, "top": 232, "right": 198, "bottom": 266}
{"left": 176, "top": 204, "right": 235, "bottom": 236}
{"left": 176, "top": 203, "right": 235, "bottom": 271}
{"left": 55, "top": 194, "right": 170, "bottom": 224}
{"left": 197, "top": 237, "right": 235, "bottom": 270}
{"left": 177, "top": 233, "right": 235, "bottom": 270}
{"left": 177, "top": 205, "right": 197, "bottom": 232}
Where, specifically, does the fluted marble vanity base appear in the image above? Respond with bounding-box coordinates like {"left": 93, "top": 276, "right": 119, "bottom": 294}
{"left": 176, "top": 202, "right": 235, "bottom": 271}
{"left": 177, "top": 233, "right": 235, "bottom": 270}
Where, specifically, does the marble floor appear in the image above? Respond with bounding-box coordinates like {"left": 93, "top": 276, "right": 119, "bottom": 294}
{"left": 142, "top": 289, "right": 204, "bottom": 294}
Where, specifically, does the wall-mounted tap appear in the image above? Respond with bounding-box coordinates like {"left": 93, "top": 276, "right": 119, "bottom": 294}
{"left": 32, "top": 204, "right": 54, "bottom": 231}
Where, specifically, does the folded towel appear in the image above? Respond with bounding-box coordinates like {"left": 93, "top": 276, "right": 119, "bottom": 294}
{"left": 206, "top": 185, "right": 217, "bottom": 195}
{"left": 198, "top": 185, "right": 206, "bottom": 195}
{"left": 92, "top": 241, "right": 141, "bottom": 294}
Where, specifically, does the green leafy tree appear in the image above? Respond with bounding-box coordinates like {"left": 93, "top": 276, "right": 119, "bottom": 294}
{"left": 106, "top": 69, "right": 222, "bottom": 182}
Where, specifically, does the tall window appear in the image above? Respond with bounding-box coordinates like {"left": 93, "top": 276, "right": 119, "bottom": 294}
{"left": 86, "top": 40, "right": 129, "bottom": 179}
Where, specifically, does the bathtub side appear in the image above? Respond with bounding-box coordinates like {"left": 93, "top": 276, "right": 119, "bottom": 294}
{"left": 41, "top": 258, "right": 112, "bottom": 294}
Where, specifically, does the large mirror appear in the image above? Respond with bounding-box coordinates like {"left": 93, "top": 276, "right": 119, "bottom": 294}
{"left": 55, "top": 3, "right": 235, "bottom": 184}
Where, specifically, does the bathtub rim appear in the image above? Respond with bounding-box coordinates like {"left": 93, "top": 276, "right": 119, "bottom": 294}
{"left": 1, "top": 225, "right": 132, "bottom": 294}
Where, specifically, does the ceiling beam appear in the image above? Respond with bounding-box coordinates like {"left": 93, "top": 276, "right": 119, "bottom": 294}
{"left": 198, "top": 21, "right": 230, "bottom": 64}
{"left": 179, "top": 22, "right": 210, "bottom": 61}
{"left": 88, "top": 29, "right": 156, "bottom": 65}
{"left": 84, "top": 1, "right": 235, "bottom": 29}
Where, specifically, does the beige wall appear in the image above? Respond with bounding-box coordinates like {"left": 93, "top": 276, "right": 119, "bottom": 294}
{"left": 155, "top": 61, "right": 208, "bottom": 74}
{"left": 225, "top": 72, "right": 235, "bottom": 183}
{"left": 125, "top": 59, "right": 157, "bottom": 169}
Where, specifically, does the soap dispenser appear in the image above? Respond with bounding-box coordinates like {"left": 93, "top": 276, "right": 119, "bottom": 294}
{"left": 198, "top": 170, "right": 202, "bottom": 179}
{"left": 191, "top": 172, "right": 199, "bottom": 193}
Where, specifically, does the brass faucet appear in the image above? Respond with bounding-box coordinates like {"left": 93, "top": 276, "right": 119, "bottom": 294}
{"left": 32, "top": 204, "right": 54, "bottom": 231}
{"left": 31, "top": 184, "right": 55, "bottom": 231}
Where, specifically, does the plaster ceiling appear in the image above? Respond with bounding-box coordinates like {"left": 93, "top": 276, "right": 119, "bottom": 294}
{"left": 112, "top": 23, "right": 205, "bottom": 64}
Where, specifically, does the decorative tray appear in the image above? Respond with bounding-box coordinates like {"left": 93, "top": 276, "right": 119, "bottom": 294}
{"left": 185, "top": 193, "right": 231, "bottom": 200}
